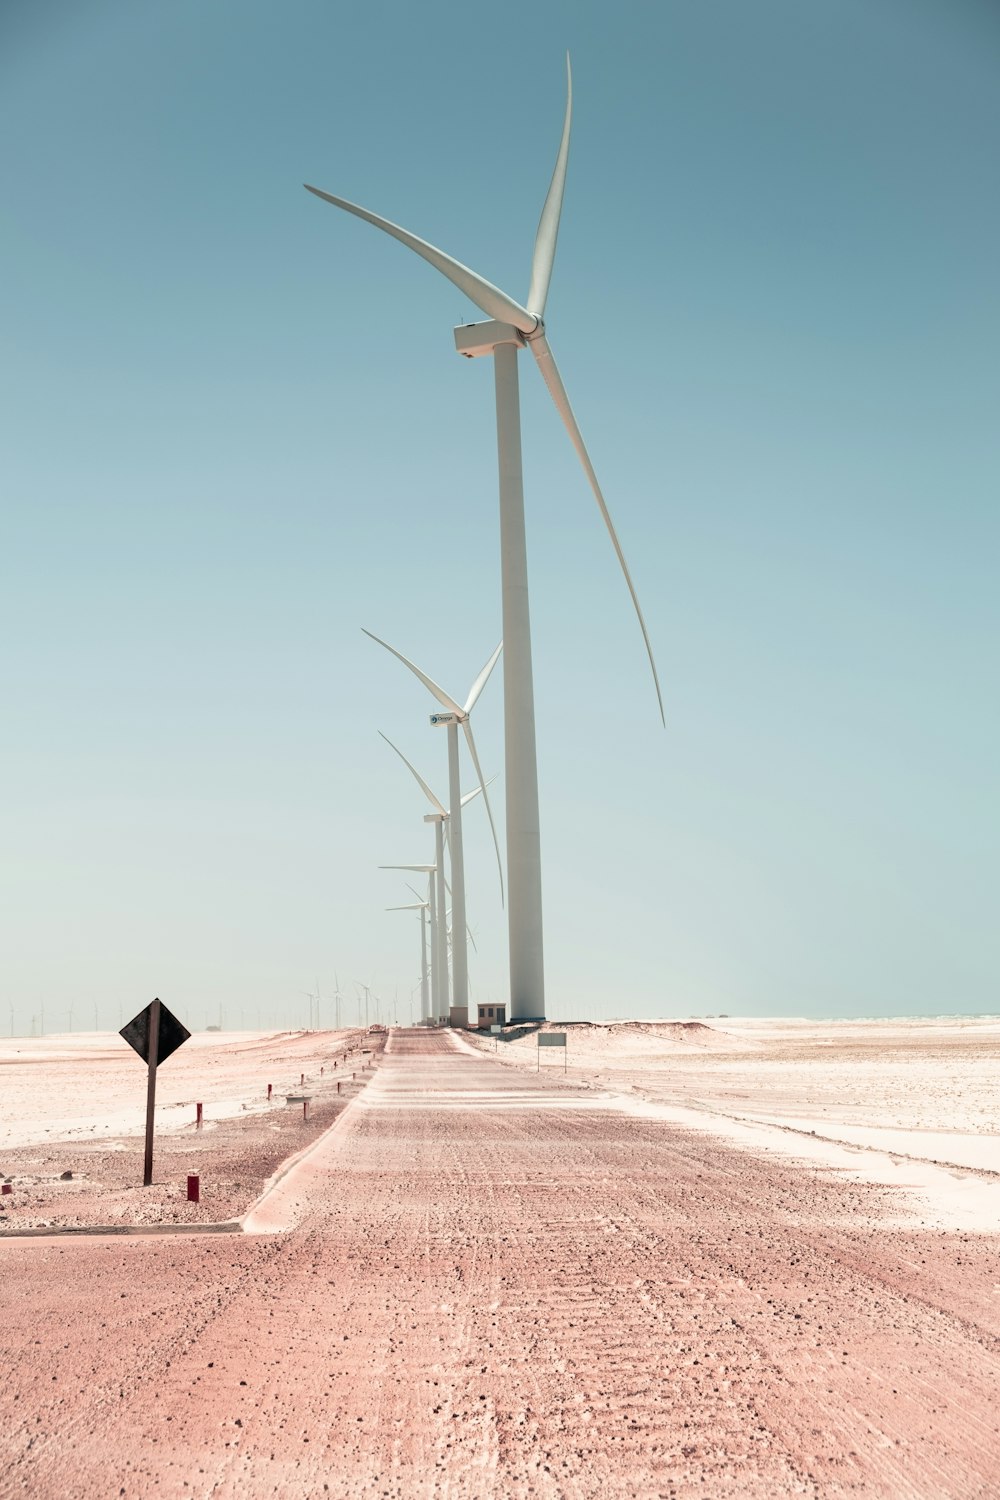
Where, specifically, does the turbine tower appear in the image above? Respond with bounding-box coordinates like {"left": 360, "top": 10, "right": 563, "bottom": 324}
{"left": 363, "top": 629, "right": 503, "bottom": 1017}
{"left": 306, "top": 58, "right": 663, "bottom": 1019}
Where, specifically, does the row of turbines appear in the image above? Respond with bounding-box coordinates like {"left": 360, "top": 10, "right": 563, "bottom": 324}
{"left": 302, "top": 979, "right": 399, "bottom": 1031}
{"left": 371, "top": 635, "right": 504, "bottom": 1026}
{"left": 307, "top": 57, "right": 661, "bottom": 1023}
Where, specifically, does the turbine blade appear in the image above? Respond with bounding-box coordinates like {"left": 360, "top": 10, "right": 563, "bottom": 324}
{"left": 462, "top": 719, "right": 505, "bottom": 906}
{"left": 459, "top": 774, "right": 496, "bottom": 807}
{"left": 362, "top": 628, "right": 463, "bottom": 715}
{"left": 304, "top": 185, "right": 536, "bottom": 334}
{"left": 404, "top": 882, "right": 425, "bottom": 902}
{"left": 378, "top": 731, "right": 447, "bottom": 814}
{"left": 529, "top": 333, "right": 665, "bottom": 726}
{"left": 463, "top": 641, "right": 503, "bottom": 714}
{"left": 379, "top": 863, "right": 436, "bottom": 872}
{"left": 526, "top": 54, "right": 573, "bottom": 320}
{"left": 385, "top": 904, "right": 425, "bottom": 911}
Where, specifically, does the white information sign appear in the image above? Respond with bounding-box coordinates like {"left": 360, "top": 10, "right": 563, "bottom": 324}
{"left": 537, "top": 1031, "right": 568, "bottom": 1072}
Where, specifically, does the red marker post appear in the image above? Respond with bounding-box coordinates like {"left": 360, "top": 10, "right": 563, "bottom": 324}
{"left": 196, "top": 1102, "right": 203, "bottom": 1130}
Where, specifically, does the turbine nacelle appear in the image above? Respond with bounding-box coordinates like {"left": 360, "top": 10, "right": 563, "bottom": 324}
{"left": 454, "top": 320, "right": 528, "bottom": 360}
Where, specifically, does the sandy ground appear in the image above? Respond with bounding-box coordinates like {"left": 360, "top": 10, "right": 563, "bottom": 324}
{"left": 1, "top": 1024, "right": 999, "bottom": 1497}
{"left": 469, "top": 1017, "right": 1000, "bottom": 1232}
{"left": 0, "top": 1029, "right": 378, "bottom": 1229}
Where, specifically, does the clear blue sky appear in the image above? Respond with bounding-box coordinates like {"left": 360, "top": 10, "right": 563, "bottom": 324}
{"left": 3, "top": 0, "right": 998, "bottom": 1033}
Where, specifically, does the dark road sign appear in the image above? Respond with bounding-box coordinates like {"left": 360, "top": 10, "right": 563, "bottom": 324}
{"left": 120, "top": 1000, "right": 190, "bottom": 1067}
{"left": 120, "top": 998, "right": 191, "bottom": 1186}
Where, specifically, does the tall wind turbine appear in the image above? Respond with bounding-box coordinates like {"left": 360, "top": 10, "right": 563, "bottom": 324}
{"left": 305, "top": 59, "right": 662, "bottom": 1020}
{"left": 363, "top": 629, "right": 503, "bottom": 1016}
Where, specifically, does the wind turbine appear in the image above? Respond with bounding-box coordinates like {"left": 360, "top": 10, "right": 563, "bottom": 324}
{"left": 379, "top": 863, "right": 440, "bottom": 1022}
{"left": 378, "top": 730, "right": 490, "bottom": 1020}
{"left": 305, "top": 58, "right": 663, "bottom": 1021}
{"left": 386, "top": 900, "right": 430, "bottom": 1023}
{"left": 364, "top": 629, "right": 503, "bottom": 1017}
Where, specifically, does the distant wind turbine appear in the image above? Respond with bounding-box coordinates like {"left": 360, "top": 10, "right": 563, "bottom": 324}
{"left": 306, "top": 57, "right": 663, "bottom": 1022}
{"left": 378, "top": 730, "right": 489, "bottom": 1020}
{"left": 364, "top": 630, "right": 503, "bottom": 1020}
{"left": 380, "top": 863, "right": 439, "bottom": 1022}
{"left": 387, "top": 900, "right": 430, "bottom": 1022}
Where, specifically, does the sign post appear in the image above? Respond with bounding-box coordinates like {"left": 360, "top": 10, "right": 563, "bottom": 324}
{"left": 143, "top": 997, "right": 160, "bottom": 1186}
{"left": 490, "top": 1023, "right": 502, "bottom": 1052}
{"left": 537, "top": 1032, "right": 567, "bottom": 1073}
{"left": 120, "top": 998, "right": 191, "bottom": 1187}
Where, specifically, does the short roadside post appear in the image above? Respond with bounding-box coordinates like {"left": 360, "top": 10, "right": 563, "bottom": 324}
{"left": 537, "top": 1032, "right": 567, "bottom": 1074}
{"left": 119, "top": 998, "right": 191, "bottom": 1187}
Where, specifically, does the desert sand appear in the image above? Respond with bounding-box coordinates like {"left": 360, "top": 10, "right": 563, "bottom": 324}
{"left": 1, "top": 1021, "right": 999, "bottom": 1497}
{"left": 0, "top": 1028, "right": 377, "bottom": 1229}
{"left": 472, "top": 1016, "right": 1000, "bottom": 1232}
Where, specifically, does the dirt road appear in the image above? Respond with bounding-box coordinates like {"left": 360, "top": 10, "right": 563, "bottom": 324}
{"left": 2, "top": 1030, "right": 998, "bottom": 1498}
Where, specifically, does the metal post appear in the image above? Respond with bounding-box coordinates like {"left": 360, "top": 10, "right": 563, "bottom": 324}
{"left": 143, "top": 998, "right": 161, "bottom": 1187}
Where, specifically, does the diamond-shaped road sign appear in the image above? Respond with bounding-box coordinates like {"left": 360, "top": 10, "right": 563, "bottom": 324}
{"left": 120, "top": 1000, "right": 190, "bottom": 1067}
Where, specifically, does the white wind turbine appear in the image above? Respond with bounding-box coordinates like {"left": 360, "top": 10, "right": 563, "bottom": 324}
{"left": 385, "top": 898, "right": 430, "bottom": 1023}
{"left": 378, "top": 730, "right": 490, "bottom": 1020}
{"left": 363, "top": 629, "right": 503, "bottom": 1017}
{"left": 306, "top": 57, "right": 663, "bottom": 1021}
{"left": 379, "top": 863, "right": 439, "bottom": 1022}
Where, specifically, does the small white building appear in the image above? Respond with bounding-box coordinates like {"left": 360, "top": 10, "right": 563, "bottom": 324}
{"left": 476, "top": 1003, "right": 506, "bottom": 1029}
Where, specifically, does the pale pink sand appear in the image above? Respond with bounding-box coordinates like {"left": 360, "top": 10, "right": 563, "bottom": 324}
{"left": 2, "top": 1029, "right": 999, "bottom": 1498}
{"left": 471, "top": 1017, "right": 1000, "bottom": 1232}
{"left": 0, "top": 1029, "right": 378, "bottom": 1230}
{"left": 0, "top": 1029, "right": 362, "bottom": 1149}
